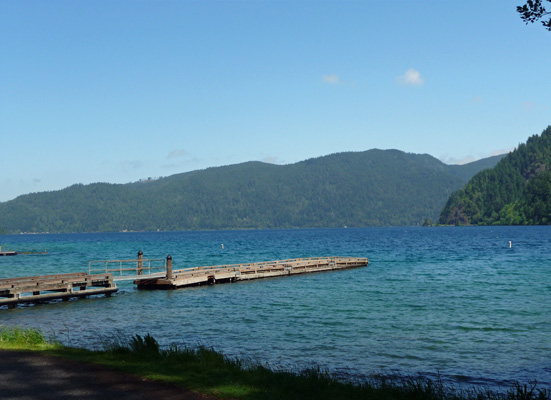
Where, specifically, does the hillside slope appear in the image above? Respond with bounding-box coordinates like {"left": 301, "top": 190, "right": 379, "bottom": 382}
{"left": 0, "top": 149, "right": 503, "bottom": 233}
{"left": 439, "top": 126, "right": 551, "bottom": 225}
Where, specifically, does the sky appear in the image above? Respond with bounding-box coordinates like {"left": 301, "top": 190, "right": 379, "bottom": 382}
{"left": 1, "top": 0, "right": 550, "bottom": 202}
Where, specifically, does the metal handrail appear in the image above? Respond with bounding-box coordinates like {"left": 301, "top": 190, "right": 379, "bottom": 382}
{"left": 88, "top": 258, "right": 166, "bottom": 276}
{"left": 172, "top": 256, "right": 340, "bottom": 275}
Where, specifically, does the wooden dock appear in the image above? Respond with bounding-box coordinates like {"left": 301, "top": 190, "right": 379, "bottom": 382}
{"left": 0, "top": 253, "right": 368, "bottom": 309}
{"left": 136, "top": 256, "right": 369, "bottom": 290}
{"left": 0, "top": 272, "right": 117, "bottom": 309}
{"left": 0, "top": 245, "right": 17, "bottom": 256}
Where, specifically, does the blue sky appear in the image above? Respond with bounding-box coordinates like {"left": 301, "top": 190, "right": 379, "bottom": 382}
{"left": 1, "top": 1, "right": 549, "bottom": 202}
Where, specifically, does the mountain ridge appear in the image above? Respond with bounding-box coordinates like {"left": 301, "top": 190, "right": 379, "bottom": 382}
{"left": 0, "top": 149, "right": 505, "bottom": 233}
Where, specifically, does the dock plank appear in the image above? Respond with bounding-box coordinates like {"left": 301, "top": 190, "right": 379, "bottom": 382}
{"left": 137, "top": 256, "right": 368, "bottom": 290}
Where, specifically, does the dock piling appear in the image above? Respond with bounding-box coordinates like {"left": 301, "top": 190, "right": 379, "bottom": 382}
{"left": 166, "top": 255, "right": 173, "bottom": 280}
{"left": 137, "top": 250, "right": 144, "bottom": 275}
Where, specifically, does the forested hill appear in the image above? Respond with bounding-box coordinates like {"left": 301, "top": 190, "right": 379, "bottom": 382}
{"left": 0, "top": 149, "right": 503, "bottom": 233}
{"left": 439, "top": 126, "right": 551, "bottom": 226}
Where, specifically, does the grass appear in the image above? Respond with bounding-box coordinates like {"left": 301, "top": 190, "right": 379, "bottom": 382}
{"left": 0, "top": 326, "right": 549, "bottom": 400}
{"left": 0, "top": 325, "right": 57, "bottom": 350}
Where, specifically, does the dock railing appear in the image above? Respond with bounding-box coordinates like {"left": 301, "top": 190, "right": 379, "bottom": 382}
{"left": 88, "top": 251, "right": 166, "bottom": 281}
{"left": 0, "top": 272, "right": 118, "bottom": 309}
{"left": 136, "top": 256, "right": 369, "bottom": 289}
{"left": 170, "top": 256, "right": 365, "bottom": 279}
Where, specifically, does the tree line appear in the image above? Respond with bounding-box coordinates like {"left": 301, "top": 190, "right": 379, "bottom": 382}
{"left": 439, "top": 126, "right": 551, "bottom": 225}
{"left": 0, "top": 150, "right": 501, "bottom": 234}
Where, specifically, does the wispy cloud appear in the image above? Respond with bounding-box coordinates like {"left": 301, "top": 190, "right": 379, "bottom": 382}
{"left": 440, "top": 149, "right": 512, "bottom": 165}
{"left": 522, "top": 101, "right": 537, "bottom": 111}
{"left": 440, "top": 155, "right": 476, "bottom": 165}
{"left": 397, "top": 69, "right": 424, "bottom": 86}
{"left": 521, "top": 101, "right": 548, "bottom": 112}
{"left": 123, "top": 160, "right": 144, "bottom": 169}
{"left": 163, "top": 149, "right": 201, "bottom": 169}
{"left": 167, "top": 148, "right": 189, "bottom": 159}
{"left": 470, "top": 96, "right": 483, "bottom": 103}
{"left": 261, "top": 156, "right": 282, "bottom": 164}
{"left": 322, "top": 74, "right": 342, "bottom": 85}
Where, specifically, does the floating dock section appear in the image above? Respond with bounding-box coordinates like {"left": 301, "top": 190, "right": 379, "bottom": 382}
{"left": 0, "top": 245, "right": 16, "bottom": 256}
{"left": 0, "top": 272, "right": 117, "bottom": 309}
{"left": 0, "top": 254, "right": 368, "bottom": 309}
{"left": 136, "top": 256, "right": 369, "bottom": 290}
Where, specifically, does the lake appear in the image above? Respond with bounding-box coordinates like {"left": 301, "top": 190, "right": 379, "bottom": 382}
{"left": 1, "top": 226, "right": 550, "bottom": 390}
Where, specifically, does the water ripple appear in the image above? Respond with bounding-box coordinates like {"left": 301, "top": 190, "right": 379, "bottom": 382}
{"left": 1, "top": 226, "right": 551, "bottom": 390}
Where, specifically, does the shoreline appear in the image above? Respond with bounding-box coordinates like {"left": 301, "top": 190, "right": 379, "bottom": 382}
{"left": 1, "top": 326, "right": 549, "bottom": 400}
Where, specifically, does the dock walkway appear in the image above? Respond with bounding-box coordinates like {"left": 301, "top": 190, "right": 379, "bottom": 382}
{"left": 137, "top": 256, "right": 369, "bottom": 289}
{"left": 1, "top": 254, "right": 368, "bottom": 308}
{"left": 0, "top": 272, "right": 117, "bottom": 309}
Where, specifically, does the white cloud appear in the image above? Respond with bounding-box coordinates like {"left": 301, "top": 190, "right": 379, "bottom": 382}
{"left": 397, "top": 69, "right": 424, "bottom": 86}
{"left": 470, "top": 96, "right": 483, "bottom": 103}
{"left": 322, "top": 74, "right": 341, "bottom": 84}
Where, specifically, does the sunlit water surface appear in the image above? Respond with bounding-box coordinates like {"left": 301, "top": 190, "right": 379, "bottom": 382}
{"left": 1, "top": 227, "right": 550, "bottom": 390}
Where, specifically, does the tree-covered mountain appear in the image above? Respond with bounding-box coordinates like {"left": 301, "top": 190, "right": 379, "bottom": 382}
{"left": 439, "top": 126, "right": 551, "bottom": 225}
{"left": 0, "top": 149, "right": 504, "bottom": 233}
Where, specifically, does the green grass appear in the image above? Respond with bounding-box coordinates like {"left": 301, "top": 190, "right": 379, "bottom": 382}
{"left": 0, "top": 326, "right": 549, "bottom": 400}
{"left": 0, "top": 325, "right": 58, "bottom": 350}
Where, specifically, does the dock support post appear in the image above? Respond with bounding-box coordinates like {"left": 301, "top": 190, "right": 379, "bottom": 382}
{"left": 166, "top": 255, "right": 173, "bottom": 280}
{"left": 137, "top": 250, "right": 143, "bottom": 275}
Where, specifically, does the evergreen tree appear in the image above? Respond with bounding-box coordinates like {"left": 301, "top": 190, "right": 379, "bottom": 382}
{"left": 440, "top": 126, "right": 551, "bottom": 225}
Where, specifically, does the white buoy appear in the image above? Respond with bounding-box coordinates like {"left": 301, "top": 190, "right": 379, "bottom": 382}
{"left": 509, "top": 241, "right": 512, "bottom": 248}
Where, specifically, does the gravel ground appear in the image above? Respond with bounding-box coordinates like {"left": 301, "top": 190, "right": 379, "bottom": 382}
{"left": 0, "top": 350, "right": 217, "bottom": 400}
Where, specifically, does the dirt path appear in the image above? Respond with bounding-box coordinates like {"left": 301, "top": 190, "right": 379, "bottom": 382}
{"left": 0, "top": 350, "right": 216, "bottom": 400}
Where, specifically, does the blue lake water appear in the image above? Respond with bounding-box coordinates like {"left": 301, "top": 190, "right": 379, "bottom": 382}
{"left": 1, "top": 227, "right": 550, "bottom": 390}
